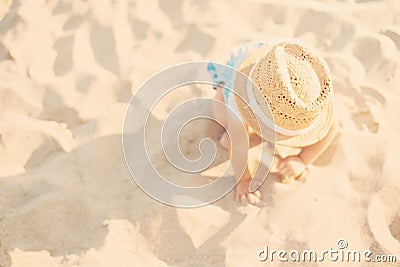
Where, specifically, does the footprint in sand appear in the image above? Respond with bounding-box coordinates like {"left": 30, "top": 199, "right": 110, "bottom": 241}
{"left": 129, "top": 17, "right": 151, "bottom": 40}
{"left": 40, "top": 89, "right": 82, "bottom": 128}
{"left": 53, "top": 35, "right": 74, "bottom": 76}
{"left": 89, "top": 20, "right": 120, "bottom": 75}
{"left": 258, "top": 3, "right": 286, "bottom": 25}
{"left": 159, "top": 0, "right": 183, "bottom": 28}
{"left": 295, "top": 9, "right": 355, "bottom": 51}
{"left": 295, "top": 10, "right": 334, "bottom": 38}
{"left": 175, "top": 24, "right": 215, "bottom": 57}
{"left": 336, "top": 83, "right": 384, "bottom": 133}
{"left": 350, "top": 85, "right": 386, "bottom": 133}
{"left": 352, "top": 35, "right": 398, "bottom": 80}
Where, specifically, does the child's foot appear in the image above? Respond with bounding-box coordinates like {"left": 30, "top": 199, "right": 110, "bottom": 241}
{"left": 219, "top": 131, "right": 230, "bottom": 150}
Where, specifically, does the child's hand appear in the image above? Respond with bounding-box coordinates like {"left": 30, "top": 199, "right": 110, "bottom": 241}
{"left": 234, "top": 178, "right": 262, "bottom": 205}
{"left": 277, "top": 155, "right": 306, "bottom": 181}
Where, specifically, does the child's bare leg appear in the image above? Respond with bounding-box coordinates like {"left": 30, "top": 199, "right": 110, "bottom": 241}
{"left": 212, "top": 84, "right": 230, "bottom": 150}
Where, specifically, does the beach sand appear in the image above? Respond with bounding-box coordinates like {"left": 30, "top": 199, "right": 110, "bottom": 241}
{"left": 0, "top": 0, "right": 400, "bottom": 266}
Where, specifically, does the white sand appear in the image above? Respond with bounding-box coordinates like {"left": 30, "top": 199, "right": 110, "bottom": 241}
{"left": 0, "top": 0, "right": 400, "bottom": 266}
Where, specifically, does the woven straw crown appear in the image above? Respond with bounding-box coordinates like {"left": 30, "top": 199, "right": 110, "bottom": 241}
{"left": 234, "top": 41, "right": 334, "bottom": 147}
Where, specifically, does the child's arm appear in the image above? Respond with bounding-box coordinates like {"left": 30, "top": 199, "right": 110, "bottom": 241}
{"left": 227, "top": 114, "right": 262, "bottom": 204}
{"left": 277, "top": 117, "right": 339, "bottom": 178}
{"left": 298, "top": 119, "right": 338, "bottom": 165}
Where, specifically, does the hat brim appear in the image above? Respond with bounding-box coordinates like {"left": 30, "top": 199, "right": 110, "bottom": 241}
{"left": 234, "top": 44, "right": 333, "bottom": 148}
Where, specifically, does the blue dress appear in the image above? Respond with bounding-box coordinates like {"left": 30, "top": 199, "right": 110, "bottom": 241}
{"left": 207, "top": 42, "right": 264, "bottom": 120}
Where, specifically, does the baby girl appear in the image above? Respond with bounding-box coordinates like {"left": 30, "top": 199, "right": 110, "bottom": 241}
{"left": 207, "top": 41, "right": 338, "bottom": 205}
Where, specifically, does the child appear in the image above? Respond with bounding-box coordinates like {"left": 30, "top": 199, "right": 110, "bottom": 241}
{"left": 208, "top": 41, "right": 338, "bottom": 205}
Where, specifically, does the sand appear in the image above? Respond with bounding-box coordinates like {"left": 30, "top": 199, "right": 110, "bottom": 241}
{"left": 0, "top": 0, "right": 400, "bottom": 266}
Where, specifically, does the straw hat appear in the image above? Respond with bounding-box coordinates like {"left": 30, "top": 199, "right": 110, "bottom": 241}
{"left": 234, "top": 41, "right": 333, "bottom": 147}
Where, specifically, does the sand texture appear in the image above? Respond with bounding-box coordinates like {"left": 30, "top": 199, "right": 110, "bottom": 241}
{"left": 0, "top": 0, "right": 400, "bottom": 266}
